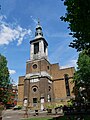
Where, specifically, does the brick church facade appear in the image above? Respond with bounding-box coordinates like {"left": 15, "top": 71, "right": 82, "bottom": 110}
{"left": 18, "top": 21, "right": 75, "bottom": 109}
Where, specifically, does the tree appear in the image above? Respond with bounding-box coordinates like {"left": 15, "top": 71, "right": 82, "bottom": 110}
{"left": 60, "top": 0, "right": 90, "bottom": 55}
{"left": 73, "top": 51, "right": 90, "bottom": 103}
{"left": 0, "top": 54, "right": 12, "bottom": 105}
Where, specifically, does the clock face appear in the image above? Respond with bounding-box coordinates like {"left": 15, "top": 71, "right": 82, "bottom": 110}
{"left": 33, "top": 64, "right": 37, "bottom": 69}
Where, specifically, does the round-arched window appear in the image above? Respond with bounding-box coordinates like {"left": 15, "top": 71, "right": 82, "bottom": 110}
{"left": 32, "top": 86, "right": 38, "bottom": 93}
{"left": 47, "top": 66, "right": 49, "bottom": 70}
{"left": 33, "top": 88, "right": 37, "bottom": 92}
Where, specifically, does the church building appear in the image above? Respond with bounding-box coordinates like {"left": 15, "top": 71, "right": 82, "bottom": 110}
{"left": 18, "top": 21, "right": 75, "bottom": 109}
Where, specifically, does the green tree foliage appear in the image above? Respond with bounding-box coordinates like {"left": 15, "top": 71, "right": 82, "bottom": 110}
{"left": 73, "top": 51, "right": 90, "bottom": 103}
{"left": 0, "top": 54, "right": 11, "bottom": 105}
{"left": 61, "top": 0, "right": 90, "bottom": 55}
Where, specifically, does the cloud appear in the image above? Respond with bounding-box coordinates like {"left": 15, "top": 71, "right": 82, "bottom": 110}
{"left": 0, "top": 15, "right": 32, "bottom": 46}
{"left": 0, "top": 15, "right": 7, "bottom": 21}
{"left": 9, "top": 69, "right": 16, "bottom": 75}
{"left": 30, "top": 16, "right": 38, "bottom": 24}
{"left": 60, "top": 59, "right": 77, "bottom": 69}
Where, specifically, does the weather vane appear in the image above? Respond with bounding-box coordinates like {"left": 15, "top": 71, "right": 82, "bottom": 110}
{"left": 38, "top": 18, "right": 40, "bottom": 25}
{"left": 0, "top": 5, "right": 1, "bottom": 10}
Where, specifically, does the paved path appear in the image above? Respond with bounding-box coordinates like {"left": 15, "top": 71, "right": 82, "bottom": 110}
{"left": 2, "top": 110, "right": 24, "bottom": 120}
{"left": 2, "top": 109, "right": 61, "bottom": 120}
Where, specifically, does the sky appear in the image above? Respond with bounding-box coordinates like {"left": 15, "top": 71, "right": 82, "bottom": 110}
{"left": 0, "top": 0, "right": 78, "bottom": 84}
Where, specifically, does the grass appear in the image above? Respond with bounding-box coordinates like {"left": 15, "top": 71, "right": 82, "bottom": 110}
{"left": 22, "top": 115, "right": 90, "bottom": 120}
{"left": 22, "top": 118, "right": 52, "bottom": 120}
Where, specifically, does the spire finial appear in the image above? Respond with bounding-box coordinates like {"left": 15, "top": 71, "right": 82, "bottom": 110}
{"left": 36, "top": 18, "right": 42, "bottom": 29}
{"left": 35, "top": 19, "right": 43, "bottom": 37}
{"left": 37, "top": 18, "right": 40, "bottom": 25}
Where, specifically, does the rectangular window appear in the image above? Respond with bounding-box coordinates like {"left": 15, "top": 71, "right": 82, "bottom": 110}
{"left": 33, "top": 98, "right": 37, "bottom": 103}
{"left": 34, "top": 42, "right": 39, "bottom": 54}
{"left": 33, "top": 98, "right": 37, "bottom": 107}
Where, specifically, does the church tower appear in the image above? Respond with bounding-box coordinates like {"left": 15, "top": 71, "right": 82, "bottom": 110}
{"left": 30, "top": 21, "right": 48, "bottom": 60}
{"left": 24, "top": 21, "right": 53, "bottom": 109}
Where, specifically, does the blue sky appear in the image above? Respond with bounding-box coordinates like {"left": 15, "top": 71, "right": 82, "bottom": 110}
{"left": 0, "top": 0, "right": 78, "bottom": 84}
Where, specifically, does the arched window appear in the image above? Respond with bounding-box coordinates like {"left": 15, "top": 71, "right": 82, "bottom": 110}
{"left": 34, "top": 42, "right": 39, "bottom": 54}
{"left": 64, "top": 74, "right": 70, "bottom": 96}
{"left": 44, "top": 43, "right": 47, "bottom": 53}
{"left": 49, "top": 86, "right": 51, "bottom": 91}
